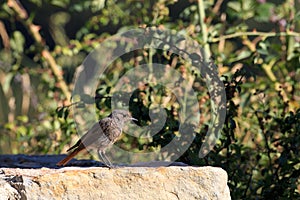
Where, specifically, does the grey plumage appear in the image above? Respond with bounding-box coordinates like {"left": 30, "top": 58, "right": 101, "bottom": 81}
{"left": 57, "top": 109, "right": 135, "bottom": 168}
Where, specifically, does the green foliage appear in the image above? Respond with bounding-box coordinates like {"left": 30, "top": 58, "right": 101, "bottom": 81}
{"left": 181, "top": 69, "right": 300, "bottom": 199}
{"left": 0, "top": 0, "right": 299, "bottom": 199}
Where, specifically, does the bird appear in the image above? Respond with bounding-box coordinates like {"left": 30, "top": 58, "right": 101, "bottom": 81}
{"left": 56, "top": 109, "right": 136, "bottom": 168}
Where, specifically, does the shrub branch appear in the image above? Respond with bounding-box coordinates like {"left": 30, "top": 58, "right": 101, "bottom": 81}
{"left": 7, "top": 0, "right": 71, "bottom": 103}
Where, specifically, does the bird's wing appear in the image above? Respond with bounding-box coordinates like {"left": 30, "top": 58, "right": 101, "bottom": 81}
{"left": 80, "top": 118, "right": 113, "bottom": 148}
{"left": 99, "top": 117, "right": 122, "bottom": 143}
{"left": 66, "top": 119, "right": 108, "bottom": 151}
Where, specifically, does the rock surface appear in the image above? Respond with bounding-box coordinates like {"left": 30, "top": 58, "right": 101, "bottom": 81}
{"left": 0, "top": 155, "right": 231, "bottom": 200}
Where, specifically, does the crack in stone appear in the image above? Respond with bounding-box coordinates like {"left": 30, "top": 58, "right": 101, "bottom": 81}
{"left": 5, "top": 175, "right": 27, "bottom": 200}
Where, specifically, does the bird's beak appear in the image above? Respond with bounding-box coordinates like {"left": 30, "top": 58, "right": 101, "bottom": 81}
{"left": 131, "top": 117, "right": 138, "bottom": 122}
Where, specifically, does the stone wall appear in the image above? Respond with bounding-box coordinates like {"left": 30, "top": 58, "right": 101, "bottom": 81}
{"left": 0, "top": 155, "right": 231, "bottom": 200}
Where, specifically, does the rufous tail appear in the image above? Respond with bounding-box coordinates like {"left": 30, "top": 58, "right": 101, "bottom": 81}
{"left": 56, "top": 148, "right": 82, "bottom": 166}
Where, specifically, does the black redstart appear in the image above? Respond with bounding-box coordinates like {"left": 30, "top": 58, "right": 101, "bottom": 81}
{"left": 56, "top": 109, "right": 136, "bottom": 168}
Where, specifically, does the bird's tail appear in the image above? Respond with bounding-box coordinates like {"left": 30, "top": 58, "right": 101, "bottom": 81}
{"left": 56, "top": 148, "right": 82, "bottom": 166}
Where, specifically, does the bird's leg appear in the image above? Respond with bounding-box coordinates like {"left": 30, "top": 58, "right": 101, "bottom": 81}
{"left": 98, "top": 150, "right": 114, "bottom": 168}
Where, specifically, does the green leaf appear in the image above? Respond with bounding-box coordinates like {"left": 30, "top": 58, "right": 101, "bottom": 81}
{"left": 228, "top": 1, "right": 241, "bottom": 12}
{"left": 50, "top": 0, "right": 70, "bottom": 8}
{"left": 255, "top": 3, "right": 274, "bottom": 22}
{"left": 10, "top": 31, "right": 25, "bottom": 53}
{"left": 230, "top": 50, "right": 252, "bottom": 62}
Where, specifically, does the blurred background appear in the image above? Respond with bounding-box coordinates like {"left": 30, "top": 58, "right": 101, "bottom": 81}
{"left": 0, "top": 0, "right": 299, "bottom": 199}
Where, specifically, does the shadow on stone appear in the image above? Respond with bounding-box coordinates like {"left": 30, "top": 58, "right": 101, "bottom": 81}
{"left": 0, "top": 154, "right": 188, "bottom": 169}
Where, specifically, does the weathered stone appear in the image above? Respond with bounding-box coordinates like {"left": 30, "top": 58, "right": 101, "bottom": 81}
{"left": 0, "top": 155, "right": 231, "bottom": 200}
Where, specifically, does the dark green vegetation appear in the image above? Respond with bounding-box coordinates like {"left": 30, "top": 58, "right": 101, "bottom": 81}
{"left": 0, "top": 0, "right": 299, "bottom": 199}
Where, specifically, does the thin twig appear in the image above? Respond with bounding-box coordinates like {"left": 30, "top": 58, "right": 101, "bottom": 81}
{"left": 0, "top": 20, "right": 10, "bottom": 49}
{"left": 210, "top": 31, "right": 300, "bottom": 43}
{"left": 206, "top": 0, "right": 224, "bottom": 25}
{"left": 198, "top": 0, "right": 211, "bottom": 62}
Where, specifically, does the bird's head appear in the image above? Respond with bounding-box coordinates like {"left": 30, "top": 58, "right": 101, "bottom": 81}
{"left": 110, "top": 109, "right": 137, "bottom": 126}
